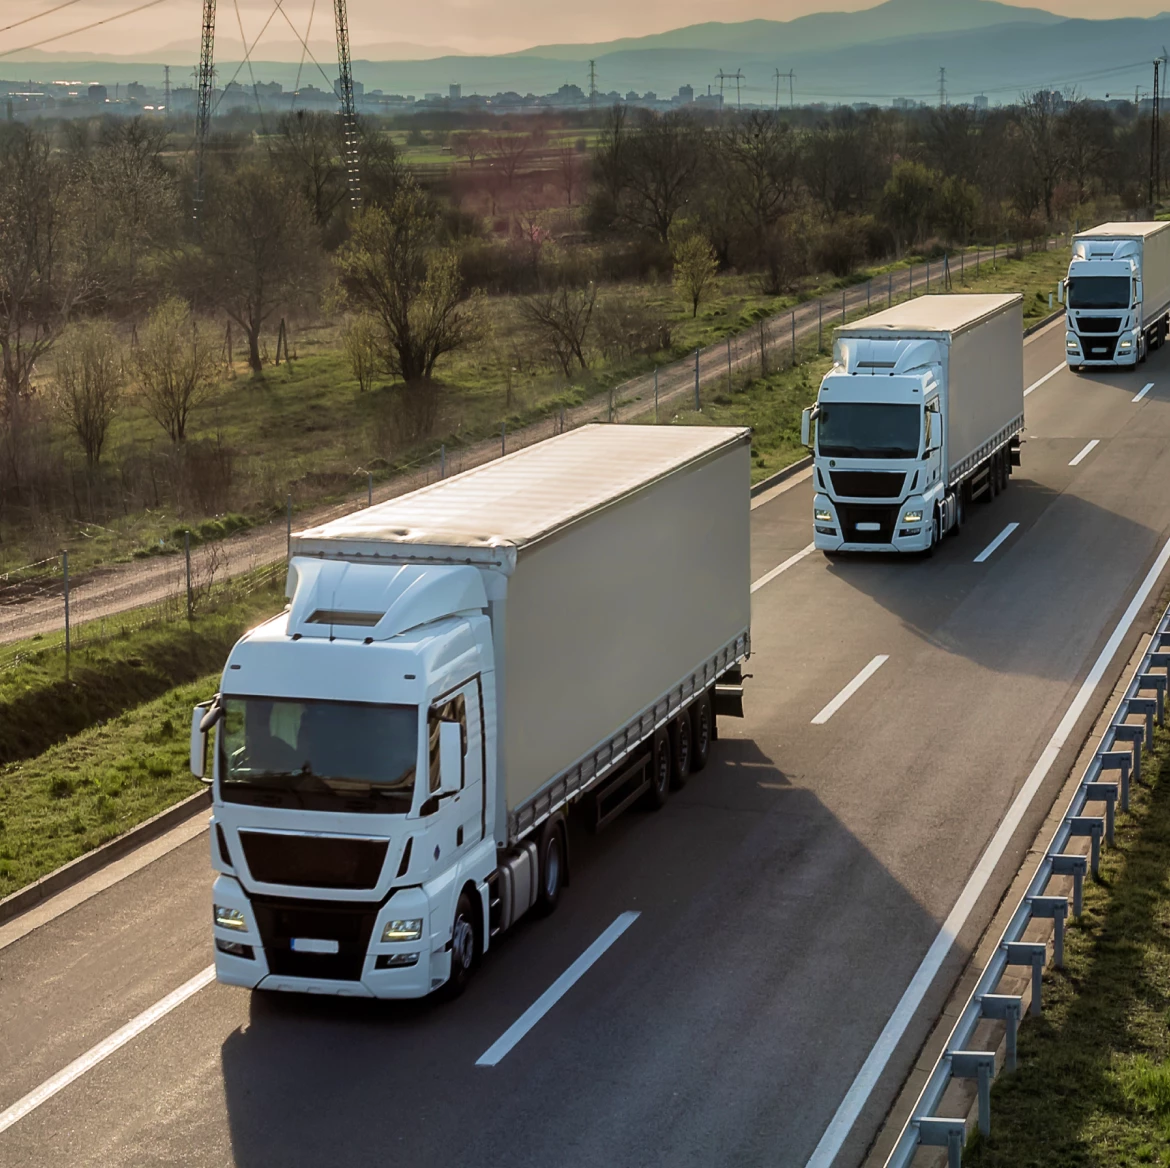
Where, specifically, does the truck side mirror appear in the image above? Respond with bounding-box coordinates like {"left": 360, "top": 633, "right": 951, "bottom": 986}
{"left": 190, "top": 706, "right": 210, "bottom": 782}
{"left": 800, "top": 407, "right": 812, "bottom": 448}
{"left": 438, "top": 721, "right": 463, "bottom": 796}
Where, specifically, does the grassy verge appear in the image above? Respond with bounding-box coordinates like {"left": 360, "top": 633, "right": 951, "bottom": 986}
{"left": 0, "top": 675, "right": 217, "bottom": 898}
{"left": 965, "top": 725, "right": 1170, "bottom": 1167}
{"left": 0, "top": 574, "right": 284, "bottom": 765}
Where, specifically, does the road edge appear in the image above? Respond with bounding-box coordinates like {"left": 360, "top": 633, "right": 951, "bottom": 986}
{"left": 751, "top": 456, "right": 813, "bottom": 497}
{"left": 1024, "top": 307, "right": 1064, "bottom": 337}
{"left": 0, "top": 788, "right": 211, "bottom": 926}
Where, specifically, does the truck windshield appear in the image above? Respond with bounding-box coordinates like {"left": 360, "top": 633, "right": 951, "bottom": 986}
{"left": 1067, "top": 276, "right": 1130, "bottom": 309}
{"left": 219, "top": 697, "right": 417, "bottom": 813}
{"left": 817, "top": 402, "right": 920, "bottom": 459}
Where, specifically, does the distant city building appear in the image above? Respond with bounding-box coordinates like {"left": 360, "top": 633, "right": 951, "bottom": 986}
{"left": 334, "top": 77, "right": 363, "bottom": 100}
{"left": 553, "top": 82, "right": 585, "bottom": 105}
{"left": 678, "top": 84, "right": 694, "bottom": 103}
{"left": 972, "top": 93, "right": 988, "bottom": 112}
{"left": 644, "top": 91, "right": 657, "bottom": 102}
{"left": 126, "top": 81, "right": 147, "bottom": 101}
{"left": 695, "top": 92, "right": 723, "bottom": 110}
{"left": 449, "top": 83, "right": 461, "bottom": 100}
{"left": 626, "top": 90, "right": 639, "bottom": 103}
{"left": 892, "top": 96, "right": 915, "bottom": 110}
{"left": 87, "top": 84, "right": 107, "bottom": 102}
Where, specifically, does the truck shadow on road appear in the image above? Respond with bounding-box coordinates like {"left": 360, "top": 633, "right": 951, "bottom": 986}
{"left": 217, "top": 745, "right": 956, "bottom": 1168}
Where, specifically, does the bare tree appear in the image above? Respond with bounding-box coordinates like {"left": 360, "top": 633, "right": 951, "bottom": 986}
{"left": 489, "top": 133, "right": 531, "bottom": 190}
{"left": 519, "top": 284, "right": 597, "bottom": 377}
{"left": 616, "top": 111, "right": 704, "bottom": 243}
{"left": 134, "top": 298, "right": 218, "bottom": 442}
{"left": 1015, "top": 90, "right": 1067, "bottom": 224}
{"left": 53, "top": 320, "right": 124, "bottom": 467}
{"left": 558, "top": 146, "right": 584, "bottom": 208}
{"left": 335, "top": 180, "right": 483, "bottom": 384}
{"left": 274, "top": 110, "right": 346, "bottom": 227}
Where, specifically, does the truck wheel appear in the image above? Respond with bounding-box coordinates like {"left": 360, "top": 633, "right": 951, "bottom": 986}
{"left": 642, "top": 729, "right": 671, "bottom": 810}
{"left": 533, "top": 820, "right": 565, "bottom": 917}
{"left": 1000, "top": 453, "right": 1010, "bottom": 491}
{"left": 670, "top": 713, "right": 692, "bottom": 789}
{"left": 989, "top": 454, "right": 1000, "bottom": 499}
{"left": 690, "top": 692, "right": 713, "bottom": 773}
{"left": 445, "top": 890, "right": 478, "bottom": 998}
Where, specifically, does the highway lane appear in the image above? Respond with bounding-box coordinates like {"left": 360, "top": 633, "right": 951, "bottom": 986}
{"left": 5, "top": 320, "right": 1170, "bottom": 1167}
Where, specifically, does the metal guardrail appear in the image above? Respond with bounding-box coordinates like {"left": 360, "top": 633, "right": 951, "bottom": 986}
{"left": 884, "top": 601, "right": 1170, "bottom": 1167}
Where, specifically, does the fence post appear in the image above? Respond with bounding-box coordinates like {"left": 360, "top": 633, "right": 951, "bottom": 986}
{"left": 608, "top": 386, "right": 614, "bottom": 422}
{"left": 501, "top": 421, "right": 507, "bottom": 455}
{"left": 818, "top": 299, "right": 823, "bottom": 352}
{"left": 867, "top": 280, "right": 871, "bottom": 309}
{"left": 440, "top": 444, "right": 446, "bottom": 478}
{"left": 841, "top": 288, "right": 846, "bottom": 323}
{"left": 560, "top": 405, "right": 566, "bottom": 433}
{"left": 926, "top": 260, "right": 930, "bottom": 294}
{"left": 185, "top": 531, "right": 193, "bottom": 621}
{"left": 993, "top": 239, "right": 997, "bottom": 268}
{"left": 888, "top": 272, "right": 893, "bottom": 306}
{"left": 62, "top": 550, "right": 70, "bottom": 679}
{"left": 286, "top": 494, "right": 292, "bottom": 560}
{"left": 694, "top": 349, "right": 700, "bottom": 410}
{"left": 367, "top": 472, "right": 373, "bottom": 507}
{"left": 726, "top": 336, "right": 732, "bottom": 391}
{"left": 791, "top": 310, "right": 796, "bottom": 363}
{"left": 654, "top": 367, "right": 659, "bottom": 422}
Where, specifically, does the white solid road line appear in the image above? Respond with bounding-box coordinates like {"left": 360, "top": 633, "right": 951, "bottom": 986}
{"left": 810, "top": 655, "right": 889, "bottom": 725}
{"left": 973, "top": 522, "right": 1020, "bottom": 564}
{"left": 752, "top": 543, "right": 816, "bottom": 594}
{"left": 477, "top": 912, "right": 640, "bottom": 1068}
{"left": 804, "top": 532, "right": 1170, "bottom": 1168}
{"left": 1069, "top": 439, "right": 1100, "bottom": 467}
{"left": 1024, "top": 363, "right": 1063, "bottom": 397}
{"left": 0, "top": 964, "right": 215, "bottom": 1136}
{"left": 1134, "top": 381, "right": 1155, "bottom": 403}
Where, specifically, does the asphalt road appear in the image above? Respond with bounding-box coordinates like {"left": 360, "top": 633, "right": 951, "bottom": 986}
{"left": 4, "top": 316, "right": 1168, "bottom": 1168}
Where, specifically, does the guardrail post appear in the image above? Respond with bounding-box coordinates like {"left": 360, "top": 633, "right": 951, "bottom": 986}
{"left": 1028, "top": 895, "right": 1069, "bottom": 968}
{"left": 1068, "top": 816, "right": 1104, "bottom": 879}
{"left": 950, "top": 1051, "right": 995, "bottom": 1137}
{"left": 1140, "top": 670, "right": 1167, "bottom": 725}
{"left": 1112, "top": 724, "right": 1144, "bottom": 786}
{"left": 1004, "top": 941, "right": 1047, "bottom": 1016}
{"left": 914, "top": 1117, "right": 965, "bottom": 1168}
{"left": 1126, "top": 696, "right": 1159, "bottom": 748}
{"left": 1100, "top": 751, "right": 1132, "bottom": 812}
{"left": 979, "top": 994, "right": 1022, "bottom": 1071}
{"left": 1084, "top": 782, "right": 1119, "bottom": 845}
{"left": 1051, "top": 853, "right": 1088, "bottom": 917}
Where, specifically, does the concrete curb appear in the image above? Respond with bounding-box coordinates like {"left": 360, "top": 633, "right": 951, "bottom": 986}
{"left": 750, "top": 455, "right": 813, "bottom": 497}
{"left": 1024, "top": 307, "right": 1065, "bottom": 337}
{"left": 0, "top": 788, "right": 211, "bottom": 926}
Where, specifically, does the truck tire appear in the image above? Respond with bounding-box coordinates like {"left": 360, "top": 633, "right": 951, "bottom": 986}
{"left": 988, "top": 454, "right": 1000, "bottom": 499}
{"left": 642, "top": 729, "right": 671, "bottom": 810}
{"left": 670, "top": 713, "right": 692, "bottom": 789}
{"left": 445, "top": 890, "right": 478, "bottom": 998}
{"left": 690, "top": 691, "right": 713, "bottom": 773}
{"left": 533, "top": 819, "right": 565, "bottom": 917}
{"left": 999, "top": 452, "right": 1010, "bottom": 491}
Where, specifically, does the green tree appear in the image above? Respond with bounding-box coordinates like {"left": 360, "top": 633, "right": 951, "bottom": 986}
{"left": 334, "top": 180, "right": 482, "bottom": 384}
{"left": 341, "top": 313, "right": 381, "bottom": 393}
{"left": 938, "top": 175, "right": 981, "bottom": 247}
{"left": 53, "top": 321, "right": 124, "bottom": 467}
{"left": 671, "top": 230, "right": 719, "bottom": 318}
{"left": 880, "top": 160, "right": 939, "bottom": 256}
{"left": 134, "top": 298, "right": 218, "bottom": 443}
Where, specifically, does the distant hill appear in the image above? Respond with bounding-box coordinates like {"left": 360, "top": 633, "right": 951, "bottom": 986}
{"left": 508, "top": 0, "right": 1064, "bottom": 61}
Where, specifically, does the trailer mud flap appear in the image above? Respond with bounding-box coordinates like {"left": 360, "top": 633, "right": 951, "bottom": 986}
{"left": 714, "top": 684, "right": 744, "bottom": 718}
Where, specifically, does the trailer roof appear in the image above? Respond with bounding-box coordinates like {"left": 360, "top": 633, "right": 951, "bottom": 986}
{"left": 296, "top": 424, "right": 749, "bottom": 552}
{"left": 836, "top": 293, "right": 1022, "bottom": 337}
{"left": 1076, "top": 222, "right": 1170, "bottom": 239}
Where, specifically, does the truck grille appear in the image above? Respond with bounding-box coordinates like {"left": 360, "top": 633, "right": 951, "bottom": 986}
{"left": 829, "top": 471, "right": 905, "bottom": 498}
{"left": 1079, "top": 335, "right": 1119, "bottom": 359}
{"left": 252, "top": 896, "right": 377, "bottom": 982}
{"left": 1075, "top": 317, "right": 1122, "bottom": 333}
{"left": 837, "top": 503, "right": 901, "bottom": 544}
{"left": 240, "top": 832, "right": 388, "bottom": 890}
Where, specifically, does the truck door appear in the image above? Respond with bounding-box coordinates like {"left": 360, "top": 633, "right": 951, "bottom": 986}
{"left": 427, "top": 678, "right": 485, "bottom": 862}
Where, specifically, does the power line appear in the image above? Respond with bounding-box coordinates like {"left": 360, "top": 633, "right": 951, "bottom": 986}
{"left": 293, "top": 0, "right": 318, "bottom": 101}
{"left": 232, "top": 0, "right": 268, "bottom": 132}
{"left": 0, "top": 0, "right": 88, "bottom": 35}
{"left": 938, "top": 65, "right": 946, "bottom": 108}
{"left": 0, "top": 0, "right": 173, "bottom": 59}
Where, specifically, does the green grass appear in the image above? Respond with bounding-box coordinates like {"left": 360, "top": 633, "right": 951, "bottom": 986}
{"left": 964, "top": 723, "right": 1170, "bottom": 1167}
{"left": 0, "top": 674, "right": 216, "bottom": 898}
{"left": 0, "top": 573, "right": 283, "bottom": 766}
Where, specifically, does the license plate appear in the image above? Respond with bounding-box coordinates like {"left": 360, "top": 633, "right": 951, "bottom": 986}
{"left": 290, "top": 937, "right": 339, "bottom": 954}
{"left": 855, "top": 522, "right": 881, "bottom": 531}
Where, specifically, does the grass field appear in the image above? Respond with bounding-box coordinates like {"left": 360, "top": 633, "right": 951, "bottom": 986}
{"left": 965, "top": 725, "right": 1170, "bottom": 1167}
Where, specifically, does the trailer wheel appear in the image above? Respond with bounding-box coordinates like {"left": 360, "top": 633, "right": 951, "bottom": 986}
{"left": 989, "top": 454, "right": 1000, "bottom": 499}
{"left": 641, "top": 729, "right": 671, "bottom": 810}
{"left": 533, "top": 819, "right": 565, "bottom": 917}
{"left": 445, "top": 890, "right": 478, "bottom": 998}
{"left": 999, "top": 452, "right": 1010, "bottom": 491}
{"left": 670, "top": 714, "right": 692, "bottom": 789}
{"left": 690, "top": 692, "right": 713, "bottom": 773}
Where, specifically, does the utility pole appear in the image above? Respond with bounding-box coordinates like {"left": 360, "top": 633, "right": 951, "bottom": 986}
{"left": 333, "top": 0, "right": 362, "bottom": 211}
{"left": 938, "top": 66, "right": 947, "bottom": 109}
{"left": 787, "top": 69, "right": 795, "bottom": 109}
{"left": 774, "top": 68, "right": 781, "bottom": 111}
{"left": 193, "top": 0, "right": 216, "bottom": 225}
{"left": 717, "top": 69, "right": 744, "bottom": 108}
{"left": 589, "top": 60, "right": 597, "bottom": 110}
{"left": 163, "top": 64, "right": 171, "bottom": 116}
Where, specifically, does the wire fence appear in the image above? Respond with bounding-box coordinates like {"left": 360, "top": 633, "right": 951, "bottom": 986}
{"left": 0, "top": 235, "right": 1070, "bottom": 666}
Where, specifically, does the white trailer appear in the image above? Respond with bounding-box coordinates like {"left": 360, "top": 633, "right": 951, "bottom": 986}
{"left": 800, "top": 294, "right": 1024, "bottom": 555}
{"left": 191, "top": 424, "right": 751, "bottom": 999}
{"left": 1066, "top": 221, "right": 1170, "bottom": 369}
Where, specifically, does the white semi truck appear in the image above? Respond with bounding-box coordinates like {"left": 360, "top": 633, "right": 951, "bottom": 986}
{"left": 801, "top": 294, "right": 1023, "bottom": 555}
{"left": 1065, "top": 221, "right": 1170, "bottom": 369}
{"left": 190, "top": 425, "right": 751, "bottom": 999}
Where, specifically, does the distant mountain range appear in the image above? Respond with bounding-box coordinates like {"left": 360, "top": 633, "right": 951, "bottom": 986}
{"left": 4, "top": 0, "right": 1169, "bottom": 107}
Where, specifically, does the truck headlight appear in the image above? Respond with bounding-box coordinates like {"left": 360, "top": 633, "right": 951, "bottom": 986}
{"left": 1119, "top": 338, "right": 1133, "bottom": 350}
{"left": 381, "top": 918, "right": 423, "bottom": 942}
{"left": 815, "top": 509, "right": 833, "bottom": 523}
{"left": 902, "top": 510, "right": 923, "bottom": 524}
{"left": 1066, "top": 340, "right": 1079, "bottom": 351}
{"left": 214, "top": 905, "right": 248, "bottom": 932}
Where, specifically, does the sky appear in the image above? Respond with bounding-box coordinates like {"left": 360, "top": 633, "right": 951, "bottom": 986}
{"left": 5, "top": 0, "right": 1170, "bottom": 61}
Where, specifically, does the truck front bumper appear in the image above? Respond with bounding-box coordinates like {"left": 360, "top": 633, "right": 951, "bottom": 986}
{"left": 813, "top": 494, "right": 931, "bottom": 554}
{"left": 211, "top": 875, "right": 444, "bottom": 999}
{"left": 1066, "top": 331, "right": 1138, "bottom": 367}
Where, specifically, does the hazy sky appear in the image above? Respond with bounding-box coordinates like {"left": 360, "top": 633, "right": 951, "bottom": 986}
{"left": 6, "top": 0, "right": 1170, "bottom": 60}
